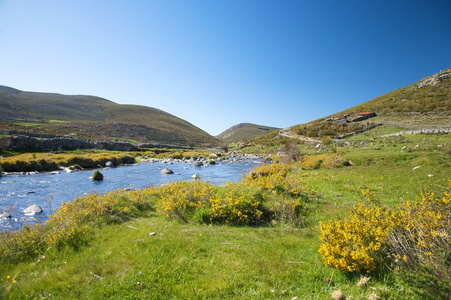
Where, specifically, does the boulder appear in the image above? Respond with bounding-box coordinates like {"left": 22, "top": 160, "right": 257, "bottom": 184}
{"left": 0, "top": 212, "right": 11, "bottom": 219}
{"left": 23, "top": 204, "right": 43, "bottom": 215}
{"left": 193, "top": 161, "right": 203, "bottom": 168}
{"left": 161, "top": 168, "right": 174, "bottom": 174}
{"left": 92, "top": 170, "right": 104, "bottom": 181}
{"left": 105, "top": 161, "right": 115, "bottom": 168}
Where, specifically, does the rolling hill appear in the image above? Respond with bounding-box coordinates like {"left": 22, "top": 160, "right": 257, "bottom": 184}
{"left": 286, "top": 68, "right": 451, "bottom": 139}
{"left": 0, "top": 86, "right": 219, "bottom": 146}
{"left": 217, "top": 123, "right": 280, "bottom": 143}
{"left": 246, "top": 68, "right": 451, "bottom": 146}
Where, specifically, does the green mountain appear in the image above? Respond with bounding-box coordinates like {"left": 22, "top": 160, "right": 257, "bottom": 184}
{"left": 286, "top": 68, "right": 451, "bottom": 139}
{"left": 217, "top": 123, "right": 281, "bottom": 143}
{"left": 0, "top": 86, "right": 218, "bottom": 146}
{"left": 246, "top": 68, "right": 451, "bottom": 147}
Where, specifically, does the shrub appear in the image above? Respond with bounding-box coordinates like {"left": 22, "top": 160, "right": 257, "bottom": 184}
{"left": 0, "top": 189, "right": 155, "bottom": 262}
{"left": 299, "top": 154, "right": 342, "bottom": 170}
{"left": 208, "top": 184, "right": 266, "bottom": 225}
{"left": 386, "top": 184, "right": 451, "bottom": 298}
{"left": 319, "top": 189, "right": 400, "bottom": 273}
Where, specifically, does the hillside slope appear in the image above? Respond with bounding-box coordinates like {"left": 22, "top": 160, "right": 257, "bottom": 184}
{"left": 244, "top": 68, "right": 451, "bottom": 147}
{"left": 0, "top": 86, "right": 218, "bottom": 146}
{"left": 287, "top": 68, "right": 451, "bottom": 139}
{"left": 217, "top": 123, "right": 280, "bottom": 143}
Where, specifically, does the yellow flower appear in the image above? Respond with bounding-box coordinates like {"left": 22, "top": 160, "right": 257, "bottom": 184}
{"left": 6, "top": 275, "right": 10, "bottom": 279}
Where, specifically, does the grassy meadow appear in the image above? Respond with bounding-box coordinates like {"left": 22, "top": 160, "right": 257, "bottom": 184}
{"left": 0, "top": 126, "right": 450, "bottom": 299}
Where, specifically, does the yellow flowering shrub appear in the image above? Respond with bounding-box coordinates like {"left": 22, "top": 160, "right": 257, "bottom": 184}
{"left": 209, "top": 185, "right": 265, "bottom": 225}
{"left": 0, "top": 189, "right": 155, "bottom": 262}
{"left": 154, "top": 180, "right": 214, "bottom": 222}
{"left": 299, "top": 153, "right": 342, "bottom": 170}
{"left": 386, "top": 183, "right": 451, "bottom": 298}
{"left": 319, "top": 189, "right": 400, "bottom": 273}
{"left": 243, "top": 163, "right": 292, "bottom": 192}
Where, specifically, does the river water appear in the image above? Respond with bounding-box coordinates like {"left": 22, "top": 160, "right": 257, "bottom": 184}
{"left": 0, "top": 158, "right": 261, "bottom": 230}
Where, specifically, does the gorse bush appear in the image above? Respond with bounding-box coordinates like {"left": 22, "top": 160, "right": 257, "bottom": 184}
{"left": 386, "top": 183, "right": 451, "bottom": 299}
{"left": 319, "top": 183, "right": 451, "bottom": 298}
{"left": 319, "top": 189, "right": 400, "bottom": 273}
{"left": 0, "top": 189, "right": 155, "bottom": 262}
{"left": 298, "top": 153, "right": 343, "bottom": 170}
{"left": 153, "top": 180, "right": 214, "bottom": 222}
{"left": 152, "top": 180, "right": 266, "bottom": 226}
{"left": 154, "top": 163, "right": 310, "bottom": 226}
{"left": 0, "top": 152, "right": 136, "bottom": 172}
{"left": 209, "top": 184, "right": 265, "bottom": 225}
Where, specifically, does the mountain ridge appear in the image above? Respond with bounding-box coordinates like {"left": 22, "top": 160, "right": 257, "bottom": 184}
{"left": 217, "top": 123, "right": 281, "bottom": 143}
{"left": 0, "top": 85, "right": 218, "bottom": 146}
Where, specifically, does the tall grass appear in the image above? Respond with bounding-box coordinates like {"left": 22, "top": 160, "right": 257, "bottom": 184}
{"left": 0, "top": 152, "right": 136, "bottom": 172}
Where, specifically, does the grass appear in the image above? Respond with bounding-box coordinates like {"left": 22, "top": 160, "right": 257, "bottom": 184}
{"left": 0, "top": 216, "right": 415, "bottom": 299}
{"left": 0, "top": 85, "right": 218, "bottom": 146}
{"left": 0, "top": 127, "right": 449, "bottom": 299}
{"left": 217, "top": 123, "right": 281, "bottom": 144}
{"left": 0, "top": 150, "right": 137, "bottom": 172}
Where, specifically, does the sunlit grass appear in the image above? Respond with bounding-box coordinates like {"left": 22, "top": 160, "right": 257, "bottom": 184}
{"left": 0, "top": 130, "right": 449, "bottom": 299}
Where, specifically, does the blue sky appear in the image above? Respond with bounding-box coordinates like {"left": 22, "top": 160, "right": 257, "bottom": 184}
{"left": 0, "top": 1, "right": 450, "bottom": 135}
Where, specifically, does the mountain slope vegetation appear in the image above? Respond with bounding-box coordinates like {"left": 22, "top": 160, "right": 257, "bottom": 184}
{"left": 280, "top": 68, "right": 451, "bottom": 142}
{"left": 217, "top": 123, "right": 280, "bottom": 143}
{"left": 0, "top": 86, "right": 218, "bottom": 146}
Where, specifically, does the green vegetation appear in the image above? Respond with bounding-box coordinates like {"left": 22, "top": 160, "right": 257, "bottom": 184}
{"left": 338, "top": 72, "right": 451, "bottom": 116}
{"left": 0, "top": 85, "right": 218, "bottom": 146}
{"left": 217, "top": 123, "right": 280, "bottom": 143}
{"left": 0, "top": 151, "right": 137, "bottom": 172}
{"left": 1, "top": 69, "right": 450, "bottom": 298}
{"left": 1, "top": 126, "right": 450, "bottom": 298}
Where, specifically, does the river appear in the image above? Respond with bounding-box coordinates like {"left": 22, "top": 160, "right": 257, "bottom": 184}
{"left": 0, "top": 157, "right": 261, "bottom": 230}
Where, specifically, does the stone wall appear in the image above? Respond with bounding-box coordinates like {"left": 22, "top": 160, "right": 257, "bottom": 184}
{"left": 6, "top": 135, "right": 190, "bottom": 151}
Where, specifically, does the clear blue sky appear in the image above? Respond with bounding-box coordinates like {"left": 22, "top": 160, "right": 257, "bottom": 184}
{"left": 0, "top": 0, "right": 450, "bottom": 135}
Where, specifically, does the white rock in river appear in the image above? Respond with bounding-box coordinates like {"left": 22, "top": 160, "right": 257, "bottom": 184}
{"left": 0, "top": 212, "right": 11, "bottom": 219}
{"left": 23, "top": 204, "right": 43, "bottom": 215}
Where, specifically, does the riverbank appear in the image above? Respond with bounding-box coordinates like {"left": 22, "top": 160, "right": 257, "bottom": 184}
{"left": 0, "top": 156, "right": 262, "bottom": 230}
{"left": 0, "top": 148, "right": 266, "bottom": 175}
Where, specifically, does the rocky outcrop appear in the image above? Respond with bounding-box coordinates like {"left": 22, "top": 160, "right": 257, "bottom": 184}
{"left": 416, "top": 68, "right": 451, "bottom": 89}
{"left": 6, "top": 135, "right": 194, "bottom": 152}
{"left": 11, "top": 135, "right": 96, "bottom": 150}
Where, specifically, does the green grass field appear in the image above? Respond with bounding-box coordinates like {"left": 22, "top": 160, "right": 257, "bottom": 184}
{"left": 0, "top": 127, "right": 450, "bottom": 299}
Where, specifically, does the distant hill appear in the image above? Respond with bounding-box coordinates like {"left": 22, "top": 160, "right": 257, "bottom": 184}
{"left": 0, "top": 85, "right": 218, "bottom": 146}
{"left": 217, "top": 123, "right": 280, "bottom": 143}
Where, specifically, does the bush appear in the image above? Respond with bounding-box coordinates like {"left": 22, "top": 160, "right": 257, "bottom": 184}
{"left": 386, "top": 184, "right": 451, "bottom": 298}
{"left": 0, "top": 189, "right": 155, "bottom": 262}
{"left": 319, "top": 189, "right": 400, "bottom": 273}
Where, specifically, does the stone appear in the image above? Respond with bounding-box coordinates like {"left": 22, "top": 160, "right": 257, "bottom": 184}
{"left": 105, "top": 161, "right": 115, "bottom": 168}
{"left": 0, "top": 212, "right": 11, "bottom": 219}
{"left": 23, "top": 204, "right": 43, "bottom": 215}
{"left": 193, "top": 161, "right": 203, "bottom": 167}
{"left": 161, "top": 168, "right": 174, "bottom": 174}
{"left": 92, "top": 170, "right": 104, "bottom": 181}
{"left": 192, "top": 173, "right": 200, "bottom": 180}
